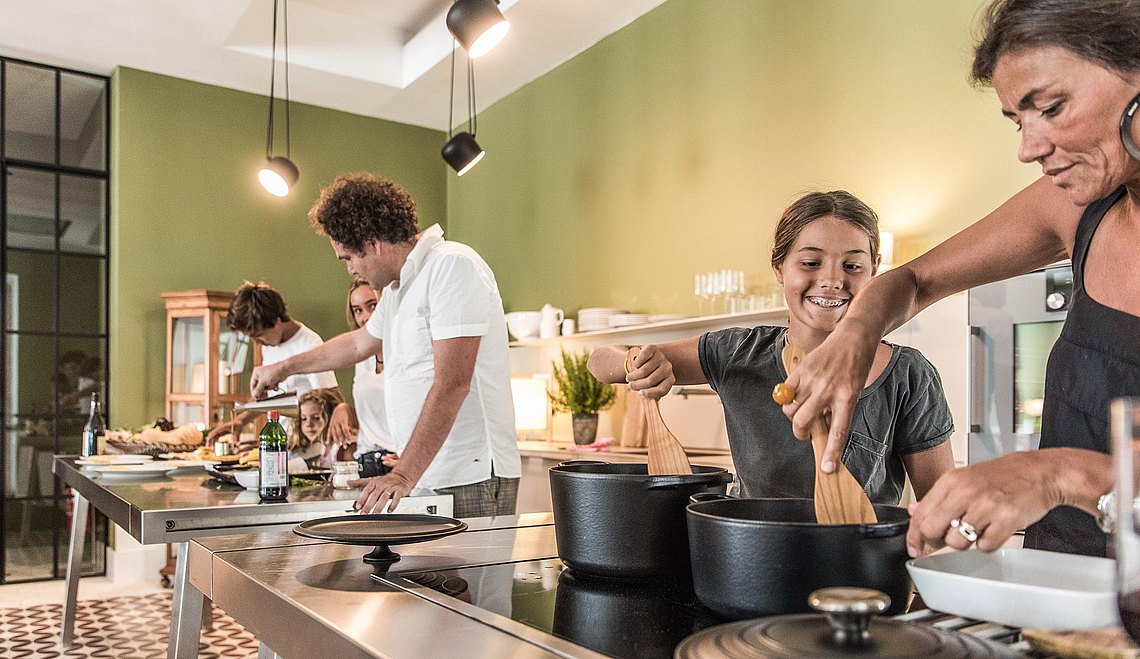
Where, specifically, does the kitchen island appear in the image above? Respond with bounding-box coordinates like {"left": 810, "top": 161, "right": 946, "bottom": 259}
{"left": 188, "top": 512, "right": 1034, "bottom": 658}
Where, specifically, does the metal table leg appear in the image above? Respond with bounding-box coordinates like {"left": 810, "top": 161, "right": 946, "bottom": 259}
{"left": 61, "top": 490, "right": 88, "bottom": 647}
{"left": 258, "top": 642, "right": 280, "bottom": 659}
{"left": 167, "top": 541, "right": 204, "bottom": 659}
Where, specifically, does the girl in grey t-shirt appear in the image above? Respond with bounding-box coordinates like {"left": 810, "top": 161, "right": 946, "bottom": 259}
{"left": 588, "top": 191, "right": 955, "bottom": 504}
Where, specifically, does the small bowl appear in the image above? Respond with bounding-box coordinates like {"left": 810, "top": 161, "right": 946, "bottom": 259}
{"left": 505, "top": 311, "right": 542, "bottom": 340}
{"left": 231, "top": 468, "right": 260, "bottom": 490}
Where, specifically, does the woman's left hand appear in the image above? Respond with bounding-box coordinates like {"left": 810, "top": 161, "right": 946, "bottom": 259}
{"left": 381, "top": 452, "right": 399, "bottom": 469}
{"left": 906, "top": 451, "right": 1069, "bottom": 556}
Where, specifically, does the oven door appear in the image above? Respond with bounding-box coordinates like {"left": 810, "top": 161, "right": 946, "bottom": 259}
{"left": 967, "top": 264, "right": 1072, "bottom": 464}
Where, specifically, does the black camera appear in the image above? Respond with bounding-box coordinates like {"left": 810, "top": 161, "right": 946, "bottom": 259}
{"left": 358, "top": 449, "right": 396, "bottom": 478}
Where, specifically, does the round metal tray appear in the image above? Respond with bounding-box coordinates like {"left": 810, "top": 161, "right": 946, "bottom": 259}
{"left": 294, "top": 514, "right": 468, "bottom": 567}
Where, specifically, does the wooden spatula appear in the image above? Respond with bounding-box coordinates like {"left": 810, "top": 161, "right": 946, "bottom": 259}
{"left": 779, "top": 342, "right": 877, "bottom": 524}
{"left": 645, "top": 397, "right": 694, "bottom": 475}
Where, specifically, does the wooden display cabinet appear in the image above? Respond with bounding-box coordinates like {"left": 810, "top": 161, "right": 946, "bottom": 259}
{"left": 161, "top": 290, "right": 261, "bottom": 427}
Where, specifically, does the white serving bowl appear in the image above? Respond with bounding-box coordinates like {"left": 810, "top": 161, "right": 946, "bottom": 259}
{"left": 231, "top": 468, "right": 260, "bottom": 490}
{"left": 505, "top": 311, "right": 542, "bottom": 340}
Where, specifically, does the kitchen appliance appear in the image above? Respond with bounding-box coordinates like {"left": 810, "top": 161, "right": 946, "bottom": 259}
{"left": 375, "top": 557, "right": 1030, "bottom": 659}
{"left": 686, "top": 496, "right": 911, "bottom": 619}
{"left": 967, "top": 263, "right": 1072, "bottom": 464}
{"left": 548, "top": 460, "right": 732, "bottom": 579}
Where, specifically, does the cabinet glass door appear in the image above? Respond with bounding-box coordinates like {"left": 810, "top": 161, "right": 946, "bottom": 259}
{"left": 171, "top": 316, "right": 205, "bottom": 394}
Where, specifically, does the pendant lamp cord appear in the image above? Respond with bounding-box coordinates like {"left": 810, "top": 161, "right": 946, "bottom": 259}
{"left": 446, "top": 40, "right": 478, "bottom": 139}
{"left": 468, "top": 56, "right": 477, "bottom": 137}
{"left": 265, "top": 0, "right": 292, "bottom": 159}
{"left": 447, "top": 41, "right": 455, "bottom": 139}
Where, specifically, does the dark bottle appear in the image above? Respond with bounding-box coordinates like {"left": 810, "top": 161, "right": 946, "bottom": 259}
{"left": 81, "top": 393, "right": 106, "bottom": 457}
{"left": 258, "top": 410, "right": 289, "bottom": 501}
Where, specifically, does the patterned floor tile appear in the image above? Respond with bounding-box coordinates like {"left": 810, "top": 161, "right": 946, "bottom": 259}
{"left": 0, "top": 592, "right": 259, "bottom": 658}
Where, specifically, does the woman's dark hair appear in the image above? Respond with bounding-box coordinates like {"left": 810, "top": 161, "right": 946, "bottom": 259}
{"left": 770, "top": 191, "right": 879, "bottom": 270}
{"left": 226, "top": 281, "right": 290, "bottom": 334}
{"left": 308, "top": 173, "right": 419, "bottom": 254}
{"left": 972, "top": 0, "right": 1140, "bottom": 85}
{"left": 345, "top": 277, "right": 376, "bottom": 330}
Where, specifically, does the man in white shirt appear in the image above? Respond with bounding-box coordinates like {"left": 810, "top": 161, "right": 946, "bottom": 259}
{"left": 249, "top": 174, "right": 521, "bottom": 518}
{"left": 207, "top": 281, "right": 339, "bottom": 443}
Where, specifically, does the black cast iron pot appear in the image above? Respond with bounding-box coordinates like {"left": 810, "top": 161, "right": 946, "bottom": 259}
{"left": 686, "top": 496, "right": 911, "bottom": 620}
{"left": 549, "top": 460, "right": 733, "bottom": 580}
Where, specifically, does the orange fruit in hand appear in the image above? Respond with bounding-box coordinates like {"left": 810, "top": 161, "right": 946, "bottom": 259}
{"left": 772, "top": 382, "right": 794, "bottom": 405}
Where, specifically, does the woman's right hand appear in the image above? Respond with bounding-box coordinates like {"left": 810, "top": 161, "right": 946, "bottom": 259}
{"left": 625, "top": 345, "right": 676, "bottom": 399}
{"left": 780, "top": 327, "right": 879, "bottom": 473}
{"left": 328, "top": 403, "right": 359, "bottom": 445}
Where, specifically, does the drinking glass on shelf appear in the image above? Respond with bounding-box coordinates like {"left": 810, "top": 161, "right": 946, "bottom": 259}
{"left": 1114, "top": 398, "right": 1140, "bottom": 643}
{"left": 694, "top": 273, "right": 708, "bottom": 316}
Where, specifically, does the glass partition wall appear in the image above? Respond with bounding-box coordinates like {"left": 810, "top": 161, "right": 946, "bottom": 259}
{"left": 1, "top": 57, "right": 110, "bottom": 583}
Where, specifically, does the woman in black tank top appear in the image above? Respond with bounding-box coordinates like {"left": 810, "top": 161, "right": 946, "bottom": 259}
{"left": 781, "top": 0, "right": 1140, "bottom": 558}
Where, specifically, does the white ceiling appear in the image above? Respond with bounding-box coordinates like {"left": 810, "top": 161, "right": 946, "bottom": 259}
{"left": 0, "top": 0, "right": 667, "bottom": 131}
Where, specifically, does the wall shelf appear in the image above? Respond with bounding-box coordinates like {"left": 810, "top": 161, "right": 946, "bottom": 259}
{"left": 508, "top": 307, "right": 789, "bottom": 347}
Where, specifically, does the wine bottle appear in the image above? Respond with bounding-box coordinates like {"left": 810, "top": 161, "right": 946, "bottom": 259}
{"left": 81, "top": 393, "right": 106, "bottom": 457}
{"left": 258, "top": 410, "right": 289, "bottom": 501}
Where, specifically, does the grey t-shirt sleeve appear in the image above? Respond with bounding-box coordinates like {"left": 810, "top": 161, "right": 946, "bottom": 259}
{"left": 892, "top": 346, "right": 954, "bottom": 454}
{"left": 698, "top": 327, "right": 762, "bottom": 395}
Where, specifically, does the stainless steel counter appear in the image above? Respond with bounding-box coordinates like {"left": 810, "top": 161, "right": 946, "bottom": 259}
{"left": 189, "top": 513, "right": 606, "bottom": 658}
{"left": 52, "top": 456, "right": 452, "bottom": 657}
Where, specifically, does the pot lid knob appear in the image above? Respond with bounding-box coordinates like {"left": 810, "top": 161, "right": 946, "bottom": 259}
{"left": 808, "top": 587, "right": 890, "bottom": 648}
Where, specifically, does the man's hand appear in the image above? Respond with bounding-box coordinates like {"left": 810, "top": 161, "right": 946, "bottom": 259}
{"left": 349, "top": 472, "right": 415, "bottom": 514}
{"left": 328, "top": 403, "right": 359, "bottom": 445}
{"left": 250, "top": 363, "right": 288, "bottom": 400}
{"left": 205, "top": 422, "right": 232, "bottom": 443}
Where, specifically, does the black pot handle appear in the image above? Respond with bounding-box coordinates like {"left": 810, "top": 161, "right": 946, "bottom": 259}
{"left": 557, "top": 459, "right": 609, "bottom": 467}
{"left": 646, "top": 471, "right": 734, "bottom": 490}
{"left": 689, "top": 492, "right": 734, "bottom": 504}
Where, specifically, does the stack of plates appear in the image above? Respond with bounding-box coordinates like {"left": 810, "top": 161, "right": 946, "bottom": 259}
{"left": 608, "top": 313, "right": 649, "bottom": 327}
{"left": 578, "top": 307, "right": 629, "bottom": 332}
{"left": 647, "top": 313, "right": 692, "bottom": 324}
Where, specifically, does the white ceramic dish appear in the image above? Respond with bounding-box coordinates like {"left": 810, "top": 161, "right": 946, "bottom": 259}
{"left": 76, "top": 455, "right": 153, "bottom": 467}
{"left": 907, "top": 547, "right": 1118, "bottom": 630}
{"left": 505, "top": 311, "right": 542, "bottom": 340}
{"left": 91, "top": 463, "right": 181, "bottom": 479}
{"left": 231, "top": 469, "right": 260, "bottom": 490}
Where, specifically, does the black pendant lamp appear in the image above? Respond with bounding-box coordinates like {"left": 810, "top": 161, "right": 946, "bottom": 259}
{"left": 446, "top": 0, "right": 509, "bottom": 58}
{"left": 258, "top": 0, "right": 299, "bottom": 197}
{"left": 442, "top": 46, "right": 485, "bottom": 176}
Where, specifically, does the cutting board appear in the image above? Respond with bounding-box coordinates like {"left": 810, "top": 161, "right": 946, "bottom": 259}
{"left": 619, "top": 388, "right": 647, "bottom": 448}
{"left": 1022, "top": 627, "right": 1140, "bottom": 659}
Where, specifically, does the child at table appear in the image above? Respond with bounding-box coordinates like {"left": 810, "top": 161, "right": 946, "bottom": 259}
{"left": 290, "top": 388, "right": 349, "bottom": 468}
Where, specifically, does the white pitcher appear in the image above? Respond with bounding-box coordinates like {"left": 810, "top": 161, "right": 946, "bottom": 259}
{"left": 540, "top": 304, "right": 564, "bottom": 339}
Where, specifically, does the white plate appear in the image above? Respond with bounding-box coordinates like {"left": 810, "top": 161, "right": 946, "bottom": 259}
{"left": 90, "top": 463, "right": 181, "bottom": 479}
{"left": 162, "top": 459, "right": 221, "bottom": 471}
{"left": 907, "top": 547, "right": 1118, "bottom": 629}
{"left": 76, "top": 455, "right": 153, "bottom": 466}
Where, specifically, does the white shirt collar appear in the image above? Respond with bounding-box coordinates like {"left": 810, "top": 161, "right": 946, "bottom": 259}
{"left": 395, "top": 224, "right": 444, "bottom": 288}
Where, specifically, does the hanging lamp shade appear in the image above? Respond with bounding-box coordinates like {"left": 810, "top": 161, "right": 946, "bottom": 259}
{"left": 446, "top": 0, "right": 510, "bottom": 58}
{"left": 441, "top": 132, "right": 485, "bottom": 176}
{"left": 258, "top": 156, "right": 300, "bottom": 197}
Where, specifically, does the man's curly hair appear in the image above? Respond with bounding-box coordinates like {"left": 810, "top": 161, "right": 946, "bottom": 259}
{"left": 308, "top": 173, "right": 419, "bottom": 254}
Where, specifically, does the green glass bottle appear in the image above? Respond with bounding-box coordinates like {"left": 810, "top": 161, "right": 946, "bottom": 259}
{"left": 258, "top": 410, "right": 289, "bottom": 501}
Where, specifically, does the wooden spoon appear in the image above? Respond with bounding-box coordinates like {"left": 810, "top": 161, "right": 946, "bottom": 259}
{"left": 779, "top": 342, "right": 877, "bottom": 524}
{"left": 645, "top": 397, "right": 694, "bottom": 475}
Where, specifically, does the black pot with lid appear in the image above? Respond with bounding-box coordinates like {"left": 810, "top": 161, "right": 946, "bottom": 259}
{"left": 674, "top": 587, "right": 1018, "bottom": 658}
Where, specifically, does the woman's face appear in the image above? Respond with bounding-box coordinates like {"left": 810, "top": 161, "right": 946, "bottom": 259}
{"left": 299, "top": 400, "right": 328, "bottom": 443}
{"left": 349, "top": 285, "right": 380, "bottom": 328}
{"left": 774, "top": 216, "right": 877, "bottom": 337}
{"left": 993, "top": 46, "right": 1140, "bottom": 206}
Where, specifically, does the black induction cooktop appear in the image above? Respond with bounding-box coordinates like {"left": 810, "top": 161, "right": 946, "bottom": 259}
{"left": 373, "top": 557, "right": 725, "bottom": 659}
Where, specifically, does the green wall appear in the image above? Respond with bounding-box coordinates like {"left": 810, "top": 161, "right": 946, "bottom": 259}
{"left": 446, "top": 0, "right": 1040, "bottom": 315}
{"left": 110, "top": 68, "right": 447, "bottom": 425}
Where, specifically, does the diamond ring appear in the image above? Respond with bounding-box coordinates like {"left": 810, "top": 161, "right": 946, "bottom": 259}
{"left": 950, "top": 518, "right": 978, "bottom": 543}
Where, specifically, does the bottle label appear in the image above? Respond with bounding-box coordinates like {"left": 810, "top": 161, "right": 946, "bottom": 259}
{"left": 260, "top": 451, "right": 288, "bottom": 488}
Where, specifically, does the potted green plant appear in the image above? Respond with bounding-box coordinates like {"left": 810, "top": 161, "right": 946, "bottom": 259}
{"left": 548, "top": 348, "right": 616, "bottom": 444}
